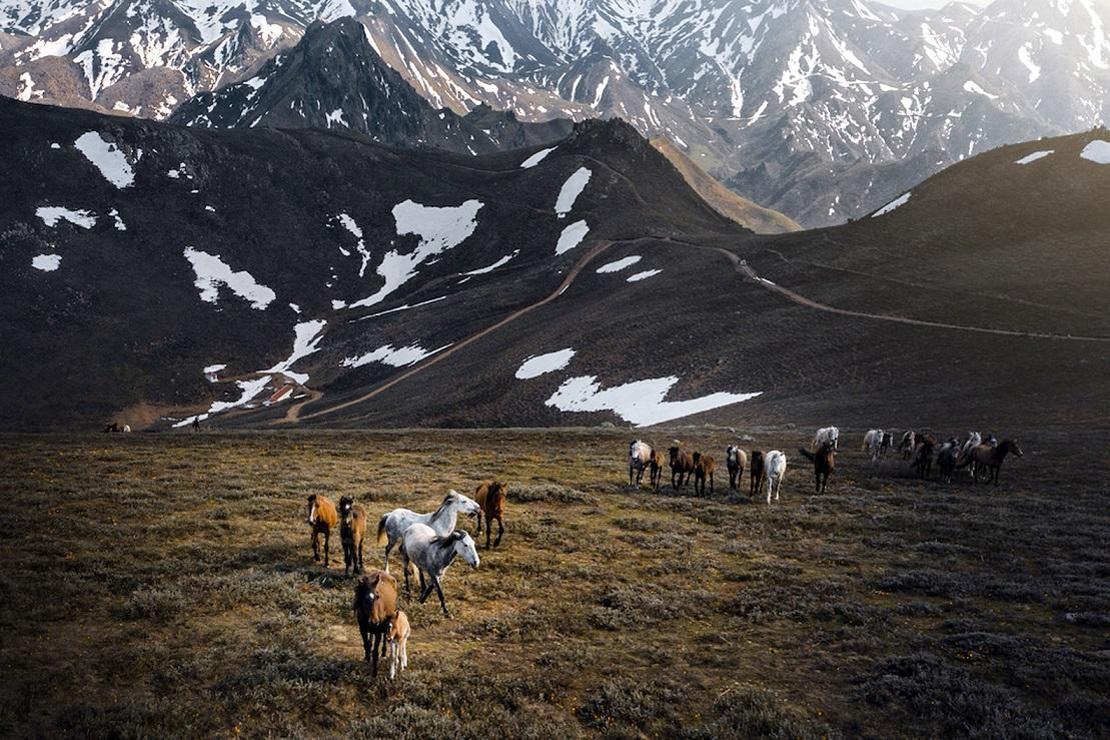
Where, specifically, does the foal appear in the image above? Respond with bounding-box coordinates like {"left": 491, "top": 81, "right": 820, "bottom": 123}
{"left": 387, "top": 610, "right": 411, "bottom": 679}
{"left": 339, "top": 496, "right": 368, "bottom": 576}
{"left": 306, "top": 494, "right": 338, "bottom": 566}
{"left": 692, "top": 452, "right": 716, "bottom": 495}
{"left": 668, "top": 446, "right": 694, "bottom": 489}
{"left": 726, "top": 446, "right": 747, "bottom": 490}
{"left": 474, "top": 480, "right": 507, "bottom": 548}
{"left": 354, "top": 570, "right": 399, "bottom": 677}
{"left": 798, "top": 442, "right": 835, "bottom": 493}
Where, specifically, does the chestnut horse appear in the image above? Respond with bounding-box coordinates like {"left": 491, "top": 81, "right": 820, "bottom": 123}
{"left": 692, "top": 452, "right": 716, "bottom": 495}
{"left": 306, "top": 494, "right": 338, "bottom": 566}
{"left": 669, "top": 446, "right": 694, "bottom": 489}
{"left": 339, "top": 495, "right": 368, "bottom": 576}
{"left": 798, "top": 443, "right": 835, "bottom": 493}
{"left": 474, "top": 480, "right": 507, "bottom": 548}
{"left": 648, "top": 450, "right": 666, "bottom": 491}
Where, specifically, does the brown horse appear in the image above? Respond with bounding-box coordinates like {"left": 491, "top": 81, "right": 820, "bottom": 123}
{"left": 339, "top": 496, "right": 368, "bottom": 576}
{"left": 474, "top": 480, "right": 507, "bottom": 548}
{"left": 798, "top": 443, "right": 835, "bottom": 493}
{"left": 726, "top": 446, "right": 747, "bottom": 490}
{"left": 668, "top": 446, "right": 694, "bottom": 489}
{"left": 912, "top": 434, "right": 937, "bottom": 479}
{"left": 959, "top": 439, "right": 1024, "bottom": 485}
{"left": 306, "top": 494, "right": 338, "bottom": 566}
{"left": 648, "top": 450, "right": 666, "bottom": 491}
{"left": 354, "top": 570, "right": 399, "bottom": 676}
{"left": 693, "top": 452, "right": 716, "bottom": 495}
{"left": 749, "top": 451, "right": 765, "bottom": 497}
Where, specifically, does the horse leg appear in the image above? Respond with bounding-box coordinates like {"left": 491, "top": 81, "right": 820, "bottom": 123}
{"left": 357, "top": 538, "right": 364, "bottom": 574}
{"left": 311, "top": 531, "right": 320, "bottom": 562}
{"left": 494, "top": 516, "right": 504, "bottom": 547}
{"left": 402, "top": 552, "right": 412, "bottom": 595}
{"left": 709, "top": 471, "right": 714, "bottom": 494}
{"left": 432, "top": 577, "right": 450, "bottom": 617}
{"left": 371, "top": 632, "right": 380, "bottom": 676}
{"left": 476, "top": 511, "right": 483, "bottom": 536}
{"left": 485, "top": 517, "right": 492, "bottom": 549}
{"left": 383, "top": 537, "right": 395, "bottom": 572}
{"left": 418, "top": 578, "right": 435, "bottom": 604}
{"left": 323, "top": 530, "right": 330, "bottom": 567}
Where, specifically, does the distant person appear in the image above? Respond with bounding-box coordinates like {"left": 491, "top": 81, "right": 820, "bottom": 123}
{"left": 192, "top": 416, "right": 200, "bottom": 433}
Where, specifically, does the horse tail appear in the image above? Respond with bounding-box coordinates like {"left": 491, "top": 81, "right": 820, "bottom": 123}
{"left": 376, "top": 514, "right": 389, "bottom": 544}
{"left": 797, "top": 447, "right": 816, "bottom": 461}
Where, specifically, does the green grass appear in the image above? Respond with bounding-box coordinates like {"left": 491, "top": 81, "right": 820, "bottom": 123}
{"left": 0, "top": 429, "right": 1106, "bottom": 738}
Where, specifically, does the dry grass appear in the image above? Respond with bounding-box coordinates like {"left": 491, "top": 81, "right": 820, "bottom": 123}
{"left": 0, "top": 428, "right": 1106, "bottom": 738}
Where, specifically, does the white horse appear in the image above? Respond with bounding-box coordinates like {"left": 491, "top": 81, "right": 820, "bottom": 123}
{"left": 863, "top": 429, "right": 884, "bottom": 462}
{"left": 629, "top": 440, "right": 652, "bottom": 486}
{"left": 377, "top": 490, "right": 481, "bottom": 571}
{"left": 814, "top": 426, "right": 839, "bottom": 450}
{"left": 764, "top": 450, "right": 787, "bottom": 504}
{"left": 399, "top": 524, "right": 480, "bottom": 617}
{"left": 959, "top": 431, "right": 982, "bottom": 477}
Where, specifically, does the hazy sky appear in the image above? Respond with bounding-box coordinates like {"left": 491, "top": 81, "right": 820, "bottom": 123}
{"left": 879, "top": 0, "right": 989, "bottom": 8}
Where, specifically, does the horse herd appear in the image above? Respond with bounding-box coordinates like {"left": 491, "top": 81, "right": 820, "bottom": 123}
{"left": 303, "top": 482, "right": 508, "bottom": 678}
{"left": 629, "top": 426, "right": 1024, "bottom": 502}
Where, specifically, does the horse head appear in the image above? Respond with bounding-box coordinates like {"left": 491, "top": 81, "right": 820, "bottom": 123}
{"left": 1005, "top": 439, "right": 1024, "bottom": 458}
{"left": 306, "top": 494, "right": 319, "bottom": 525}
{"left": 445, "top": 490, "right": 482, "bottom": 518}
{"left": 450, "top": 531, "right": 480, "bottom": 569}
{"left": 338, "top": 496, "right": 354, "bottom": 521}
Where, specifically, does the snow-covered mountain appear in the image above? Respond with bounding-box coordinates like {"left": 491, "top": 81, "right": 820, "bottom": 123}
{"left": 3, "top": 0, "right": 1108, "bottom": 225}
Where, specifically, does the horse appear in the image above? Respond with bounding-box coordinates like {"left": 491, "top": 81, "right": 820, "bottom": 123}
{"left": 958, "top": 439, "right": 1023, "bottom": 485}
{"left": 692, "top": 452, "right": 716, "bottom": 495}
{"left": 764, "top": 451, "right": 787, "bottom": 504}
{"left": 648, "top": 449, "right": 666, "bottom": 491}
{"left": 814, "top": 426, "right": 839, "bottom": 450}
{"left": 749, "top": 450, "right": 765, "bottom": 498}
{"left": 629, "top": 440, "right": 652, "bottom": 486}
{"left": 937, "top": 438, "right": 960, "bottom": 483}
{"left": 863, "top": 429, "right": 884, "bottom": 462}
{"left": 880, "top": 432, "right": 893, "bottom": 457}
{"left": 958, "top": 432, "right": 982, "bottom": 477}
{"left": 103, "top": 422, "right": 121, "bottom": 433}
{"left": 353, "top": 570, "right": 399, "bottom": 676}
{"left": 399, "top": 525, "right": 480, "bottom": 618}
{"left": 798, "top": 443, "right": 835, "bottom": 493}
{"left": 726, "top": 446, "right": 747, "bottom": 490}
{"left": 388, "top": 610, "right": 411, "bottom": 679}
{"left": 306, "top": 494, "right": 338, "bottom": 566}
{"left": 912, "top": 435, "right": 937, "bottom": 479}
{"left": 668, "top": 445, "right": 694, "bottom": 489}
{"left": 339, "top": 496, "right": 368, "bottom": 576}
{"left": 899, "top": 431, "right": 916, "bottom": 459}
{"left": 474, "top": 480, "right": 507, "bottom": 548}
{"left": 377, "top": 490, "right": 481, "bottom": 571}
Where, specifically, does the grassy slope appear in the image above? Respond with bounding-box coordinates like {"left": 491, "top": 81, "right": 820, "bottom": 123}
{"left": 0, "top": 429, "right": 1106, "bottom": 738}
{"left": 650, "top": 137, "right": 802, "bottom": 234}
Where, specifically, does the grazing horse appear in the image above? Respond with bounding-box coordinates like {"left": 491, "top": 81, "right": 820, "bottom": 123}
{"left": 377, "top": 491, "right": 481, "bottom": 571}
{"left": 726, "top": 446, "right": 747, "bottom": 490}
{"left": 400, "top": 525, "right": 480, "bottom": 618}
{"left": 880, "top": 432, "right": 893, "bottom": 457}
{"left": 388, "top": 610, "right": 411, "bottom": 679}
{"left": 958, "top": 439, "right": 1024, "bottom": 486}
{"left": 863, "top": 429, "right": 884, "bottom": 462}
{"left": 692, "top": 452, "right": 716, "bottom": 495}
{"left": 912, "top": 435, "right": 937, "bottom": 479}
{"left": 749, "top": 451, "right": 766, "bottom": 498}
{"left": 474, "top": 480, "right": 507, "bottom": 548}
{"left": 339, "top": 496, "right": 368, "bottom": 576}
{"left": 668, "top": 446, "right": 695, "bottom": 489}
{"left": 899, "top": 431, "right": 916, "bottom": 460}
{"left": 937, "top": 438, "right": 960, "bottom": 483}
{"left": 306, "top": 494, "right": 338, "bottom": 566}
{"left": 648, "top": 450, "right": 666, "bottom": 491}
{"left": 814, "top": 426, "right": 839, "bottom": 450}
{"left": 798, "top": 443, "right": 835, "bottom": 493}
{"left": 353, "top": 570, "right": 399, "bottom": 676}
{"left": 628, "top": 441, "right": 652, "bottom": 486}
{"left": 764, "top": 451, "right": 787, "bottom": 503}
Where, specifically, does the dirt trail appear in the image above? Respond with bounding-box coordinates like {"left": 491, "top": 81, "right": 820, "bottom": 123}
{"left": 699, "top": 244, "right": 1110, "bottom": 343}
{"left": 289, "top": 239, "right": 617, "bottom": 422}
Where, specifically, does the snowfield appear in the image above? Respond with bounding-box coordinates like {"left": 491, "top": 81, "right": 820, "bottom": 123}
{"left": 32, "top": 254, "right": 61, "bottom": 271}
{"left": 350, "top": 199, "right": 482, "bottom": 309}
{"left": 183, "top": 247, "right": 277, "bottom": 310}
{"left": 173, "top": 375, "right": 273, "bottom": 428}
{"left": 555, "top": 167, "right": 592, "bottom": 217}
{"left": 335, "top": 212, "right": 372, "bottom": 277}
{"left": 37, "top": 206, "right": 95, "bottom": 228}
{"left": 545, "top": 375, "right": 763, "bottom": 427}
{"left": 266, "top": 320, "right": 327, "bottom": 384}
{"left": 596, "top": 256, "right": 642, "bottom": 273}
{"left": 555, "top": 220, "right": 589, "bottom": 255}
{"left": 464, "top": 250, "right": 519, "bottom": 275}
{"left": 519, "top": 147, "right": 555, "bottom": 169}
{"left": 627, "top": 269, "right": 661, "bottom": 282}
{"left": 872, "top": 192, "right": 911, "bottom": 217}
{"left": 341, "top": 343, "right": 450, "bottom": 369}
{"left": 1080, "top": 140, "right": 1110, "bottom": 164}
{"left": 74, "top": 131, "right": 135, "bottom": 188}
{"left": 515, "top": 348, "right": 575, "bottom": 379}
{"left": 1015, "top": 150, "right": 1054, "bottom": 165}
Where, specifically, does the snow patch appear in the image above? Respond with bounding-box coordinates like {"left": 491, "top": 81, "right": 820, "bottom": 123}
{"left": 37, "top": 206, "right": 95, "bottom": 228}
{"left": 872, "top": 192, "right": 911, "bottom": 217}
{"left": 516, "top": 348, "right": 575, "bottom": 379}
{"left": 519, "top": 147, "right": 555, "bottom": 168}
{"left": 109, "top": 208, "right": 127, "bottom": 230}
{"left": 555, "top": 167, "right": 591, "bottom": 217}
{"left": 464, "top": 250, "right": 518, "bottom": 275}
{"left": 266, "top": 320, "right": 326, "bottom": 385}
{"left": 341, "top": 343, "right": 450, "bottom": 369}
{"left": 545, "top": 375, "right": 762, "bottom": 427}
{"left": 32, "top": 254, "right": 61, "bottom": 271}
{"left": 627, "top": 269, "right": 661, "bottom": 282}
{"left": 1080, "top": 140, "right": 1110, "bottom": 164}
{"left": 555, "top": 220, "right": 589, "bottom": 255}
{"left": 183, "top": 247, "right": 276, "bottom": 310}
{"left": 596, "top": 256, "right": 642, "bottom": 273}
{"left": 74, "top": 132, "right": 134, "bottom": 188}
{"left": 1014, "top": 150, "right": 1053, "bottom": 165}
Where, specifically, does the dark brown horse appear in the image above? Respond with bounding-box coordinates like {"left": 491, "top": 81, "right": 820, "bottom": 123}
{"left": 912, "top": 435, "right": 937, "bottom": 479}
{"left": 669, "top": 446, "right": 694, "bottom": 489}
{"left": 339, "top": 496, "right": 368, "bottom": 576}
{"left": 692, "top": 452, "right": 716, "bottom": 495}
{"left": 798, "top": 443, "right": 835, "bottom": 493}
{"left": 958, "top": 439, "right": 1024, "bottom": 485}
{"left": 354, "top": 570, "right": 399, "bottom": 676}
{"left": 648, "top": 450, "right": 666, "bottom": 491}
{"left": 474, "top": 480, "right": 507, "bottom": 548}
{"left": 306, "top": 494, "right": 338, "bottom": 566}
{"left": 749, "top": 451, "right": 765, "bottom": 498}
